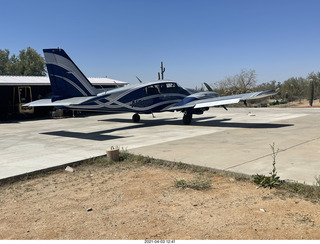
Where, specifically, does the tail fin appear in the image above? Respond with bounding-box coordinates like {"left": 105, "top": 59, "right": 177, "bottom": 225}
{"left": 43, "top": 48, "right": 98, "bottom": 102}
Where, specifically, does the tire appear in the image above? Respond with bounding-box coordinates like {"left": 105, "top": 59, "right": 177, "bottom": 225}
{"left": 183, "top": 112, "right": 192, "bottom": 125}
{"left": 132, "top": 113, "right": 140, "bottom": 123}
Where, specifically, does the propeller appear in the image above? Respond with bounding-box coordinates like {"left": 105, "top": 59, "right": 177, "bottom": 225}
{"left": 203, "top": 82, "right": 228, "bottom": 110}
{"left": 203, "top": 82, "right": 214, "bottom": 92}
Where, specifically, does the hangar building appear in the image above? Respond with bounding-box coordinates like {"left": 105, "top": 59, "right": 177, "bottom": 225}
{"left": 0, "top": 76, "right": 128, "bottom": 120}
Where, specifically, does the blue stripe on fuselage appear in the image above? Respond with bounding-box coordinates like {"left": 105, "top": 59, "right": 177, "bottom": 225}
{"left": 172, "top": 96, "right": 198, "bottom": 107}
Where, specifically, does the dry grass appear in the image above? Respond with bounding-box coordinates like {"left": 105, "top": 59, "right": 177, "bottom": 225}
{"left": 1, "top": 153, "right": 320, "bottom": 240}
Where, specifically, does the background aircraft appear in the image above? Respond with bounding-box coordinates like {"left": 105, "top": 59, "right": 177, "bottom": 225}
{"left": 25, "top": 48, "right": 277, "bottom": 124}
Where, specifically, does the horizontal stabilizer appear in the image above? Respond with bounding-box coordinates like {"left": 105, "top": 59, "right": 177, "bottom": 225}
{"left": 24, "top": 96, "right": 96, "bottom": 107}
{"left": 23, "top": 99, "right": 53, "bottom": 107}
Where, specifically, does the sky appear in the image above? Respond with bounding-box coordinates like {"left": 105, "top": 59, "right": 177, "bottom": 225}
{"left": 1, "top": 0, "right": 320, "bottom": 88}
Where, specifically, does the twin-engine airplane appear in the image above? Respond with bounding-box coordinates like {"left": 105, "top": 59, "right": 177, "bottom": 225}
{"left": 25, "top": 48, "right": 277, "bottom": 124}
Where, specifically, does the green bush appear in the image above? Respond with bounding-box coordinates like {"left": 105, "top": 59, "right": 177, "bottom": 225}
{"left": 253, "top": 143, "right": 281, "bottom": 189}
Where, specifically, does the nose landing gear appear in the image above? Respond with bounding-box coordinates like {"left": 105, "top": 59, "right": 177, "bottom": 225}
{"left": 132, "top": 113, "right": 140, "bottom": 123}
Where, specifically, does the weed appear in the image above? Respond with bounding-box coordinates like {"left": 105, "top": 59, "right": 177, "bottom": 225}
{"left": 253, "top": 143, "right": 281, "bottom": 189}
{"left": 234, "top": 174, "right": 250, "bottom": 182}
{"left": 174, "top": 179, "right": 188, "bottom": 188}
{"left": 131, "top": 154, "right": 151, "bottom": 164}
{"left": 287, "top": 182, "right": 305, "bottom": 194}
{"left": 276, "top": 180, "right": 320, "bottom": 202}
{"left": 119, "top": 149, "right": 135, "bottom": 162}
{"left": 174, "top": 174, "right": 212, "bottom": 190}
{"left": 86, "top": 156, "right": 116, "bottom": 166}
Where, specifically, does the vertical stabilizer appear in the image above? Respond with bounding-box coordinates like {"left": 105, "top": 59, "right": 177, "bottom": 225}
{"left": 43, "top": 48, "right": 98, "bottom": 102}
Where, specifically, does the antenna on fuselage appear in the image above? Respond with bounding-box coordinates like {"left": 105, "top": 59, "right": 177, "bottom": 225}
{"left": 136, "top": 76, "right": 143, "bottom": 83}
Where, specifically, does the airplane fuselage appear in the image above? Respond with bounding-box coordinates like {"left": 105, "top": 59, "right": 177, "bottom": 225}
{"left": 63, "top": 81, "right": 193, "bottom": 114}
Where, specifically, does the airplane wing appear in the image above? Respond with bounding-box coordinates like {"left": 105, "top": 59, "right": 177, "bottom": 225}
{"left": 165, "top": 90, "right": 278, "bottom": 111}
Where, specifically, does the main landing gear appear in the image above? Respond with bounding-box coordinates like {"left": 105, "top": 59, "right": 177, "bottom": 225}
{"left": 132, "top": 112, "right": 194, "bottom": 125}
{"left": 132, "top": 113, "right": 140, "bottom": 123}
{"left": 182, "top": 111, "right": 193, "bottom": 125}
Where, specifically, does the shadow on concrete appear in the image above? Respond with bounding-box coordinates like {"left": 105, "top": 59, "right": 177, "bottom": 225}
{"left": 41, "top": 116, "right": 293, "bottom": 141}
{"left": 42, "top": 130, "right": 127, "bottom": 141}
{"left": 102, "top": 116, "right": 294, "bottom": 129}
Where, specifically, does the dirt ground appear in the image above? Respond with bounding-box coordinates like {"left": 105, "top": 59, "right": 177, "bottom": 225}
{"left": 0, "top": 158, "right": 320, "bottom": 240}
{"left": 266, "top": 98, "right": 320, "bottom": 108}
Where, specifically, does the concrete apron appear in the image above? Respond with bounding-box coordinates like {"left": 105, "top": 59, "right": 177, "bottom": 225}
{"left": 0, "top": 108, "right": 319, "bottom": 185}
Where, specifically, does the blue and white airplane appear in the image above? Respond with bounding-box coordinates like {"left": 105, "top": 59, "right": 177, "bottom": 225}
{"left": 25, "top": 48, "right": 277, "bottom": 125}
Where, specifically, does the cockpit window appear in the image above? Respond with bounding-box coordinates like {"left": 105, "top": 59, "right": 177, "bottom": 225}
{"left": 145, "top": 85, "right": 160, "bottom": 95}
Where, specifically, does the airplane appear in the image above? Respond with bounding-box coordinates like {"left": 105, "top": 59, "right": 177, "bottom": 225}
{"left": 25, "top": 48, "right": 278, "bottom": 125}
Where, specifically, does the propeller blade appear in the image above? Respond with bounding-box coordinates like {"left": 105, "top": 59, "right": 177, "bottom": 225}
{"left": 204, "top": 82, "right": 213, "bottom": 91}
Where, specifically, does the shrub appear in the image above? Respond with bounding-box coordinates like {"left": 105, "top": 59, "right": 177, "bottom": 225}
{"left": 174, "top": 174, "right": 212, "bottom": 190}
{"left": 253, "top": 143, "right": 281, "bottom": 189}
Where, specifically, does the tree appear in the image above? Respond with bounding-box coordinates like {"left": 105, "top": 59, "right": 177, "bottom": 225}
{"left": 16, "top": 47, "right": 46, "bottom": 76}
{"left": 307, "top": 72, "right": 320, "bottom": 101}
{"left": 254, "top": 80, "right": 281, "bottom": 91}
{"left": 0, "top": 49, "right": 10, "bottom": 75}
{"left": 0, "top": 47, "right": 46, "bottom": 76}
{"left": 281, "top": 77, "right": 308, "bottom": 102}
{"left": 212, "top": 69, "right": 257, "bottom": 95}
{"left": 236, "top": 69, "right": 257, "bottom": 93}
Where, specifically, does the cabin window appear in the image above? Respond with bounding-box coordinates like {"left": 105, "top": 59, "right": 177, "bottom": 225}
{"left": 160, "top": 82, "right": 178, "bottom": 93}
{"left": 145, "top": 83, "right": 180, "bottom": 95}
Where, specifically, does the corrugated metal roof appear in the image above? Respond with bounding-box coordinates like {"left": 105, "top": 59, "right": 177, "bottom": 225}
{"left": 0, "top": 76, "right": 128, "bottom": 86}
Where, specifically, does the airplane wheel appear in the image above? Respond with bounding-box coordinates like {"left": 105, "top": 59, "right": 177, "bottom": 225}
{"left": 132, "top": 113, "right": 140, "bottom": 123}
{"left": 183, "top": 112, "right": 192, "bottom": 125}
